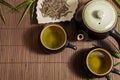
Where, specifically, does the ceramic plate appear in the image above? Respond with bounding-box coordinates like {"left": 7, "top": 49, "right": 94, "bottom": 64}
{"left": 36, "top": 0, "right": 79, "bottom": 24}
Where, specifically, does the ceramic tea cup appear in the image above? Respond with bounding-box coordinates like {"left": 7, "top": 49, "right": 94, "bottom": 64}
{"left": 40, "top": 24, "right": 77, "bottom": 53}
{"left": 83, "top": 47, "right": 120, "bottom": 78}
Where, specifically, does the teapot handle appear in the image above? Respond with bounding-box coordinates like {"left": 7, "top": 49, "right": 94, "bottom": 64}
{"left": 109, "top": 29, "right": 120, "bottom": 47}
{"left": 65, "top": 41, "right": 77, "bottom": 50}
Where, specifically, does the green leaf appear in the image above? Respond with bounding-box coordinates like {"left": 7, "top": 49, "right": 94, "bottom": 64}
{"left": 17, "top": 1, "right": 34, "bottom": 27}
{"left": 105, "top": 75, "right": 112, "bottom": 80}
{"left": 110, "top": 51, "right": 120, "bottom": 58}
{"left": 114, "top": 62, "right": 120, "bottom": 67}
{"left": 117, "top": 12, "right": 120, "bottom": 17}
{"left": 0, "top": 6, "right": 6, "bottom": 24}
{"left": 115, "top": 0, "right": 120, "bottom": 6}
{"left": 118, "top": 24, "right": 120, "bottom": 34}
{"left": 92, "top": 43, "right": 120, "bottom": 58}
{"left": 31, "top": 1, "right": 35, "bottom": 20}
{"left": 10, "top": 0, "right": 32, "bottom": 13}
{"left": 92, "top": 44, "right": 101, "bottom": 47}
{"left": 0, "top": 0, "right": 17, "bottom": 11}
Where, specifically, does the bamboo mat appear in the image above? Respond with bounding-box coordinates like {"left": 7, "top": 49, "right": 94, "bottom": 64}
{"left": 0, "top": 0, "right": 120, "bottom": 80}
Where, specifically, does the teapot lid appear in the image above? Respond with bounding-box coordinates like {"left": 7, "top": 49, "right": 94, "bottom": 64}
{"left": 82, "top": 0, "right": 117, "bottom": 33}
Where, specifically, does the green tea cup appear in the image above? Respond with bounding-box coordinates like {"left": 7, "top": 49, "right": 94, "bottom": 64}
{"left": 40, "top": 24, "right": 77, "bottom": 53}
{"left": 83, "top": 47, "right": 120, "bottom": 78}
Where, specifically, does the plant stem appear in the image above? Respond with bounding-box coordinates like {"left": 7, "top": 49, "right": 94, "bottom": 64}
{"left": 107, "top": 38, "right": 119, "bottom": 51}
{"left": 114, "top": 62, "right": 120, "bottom": 67}
{"left": 105, "top": 75, "right": 112, "bottom": 80}
{"left": 0, "top": 6, "right": 6, "bottom": 24}
{"left": 10, "top": 0, "right": 32, "bottom": 13}
{"left": 31, "top": 1, "right": 35, "bottom": 20}
{"left": 17, "top": 1, "right": 34, "bottom": 27}
{"left": 0, "top": 0, "right": 17, "bottom": 11}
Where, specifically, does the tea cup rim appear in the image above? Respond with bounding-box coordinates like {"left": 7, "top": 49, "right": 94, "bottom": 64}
{"left": 86, "top": 48, "right": 113, "bottom": 76}
{"left": 40, "top": 24, "right": 67, "bottom": 50}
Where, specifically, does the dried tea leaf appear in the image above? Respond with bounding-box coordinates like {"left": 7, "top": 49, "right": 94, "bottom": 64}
{"left": 0, "top": 6, "right": 6, "bottom": 24}
{"left": 17, "top": 1, "right": 34, "bottom": 26}
{"left": 40, "top": 0, "right": 72, "bottom": 20}
{"left": 114, "top": 62, "right": 120, "bottom": 67}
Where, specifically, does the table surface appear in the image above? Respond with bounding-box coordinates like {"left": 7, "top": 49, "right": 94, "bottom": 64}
{"left": 0, "top": 0, "right": 120, "bottom": 80}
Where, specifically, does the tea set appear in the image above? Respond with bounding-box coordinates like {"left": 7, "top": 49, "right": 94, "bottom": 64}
{"left": 39, "top": 0, "right": 120, "bottom": 78}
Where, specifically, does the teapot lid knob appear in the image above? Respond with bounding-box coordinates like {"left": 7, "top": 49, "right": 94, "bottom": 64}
{"left": 97, "top": 10, "right": 104, "bottom": 19}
